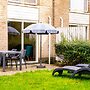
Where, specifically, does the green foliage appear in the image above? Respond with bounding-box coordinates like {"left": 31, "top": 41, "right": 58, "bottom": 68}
{"left": 55, "top": 37, "right": 90, "bottom": 65}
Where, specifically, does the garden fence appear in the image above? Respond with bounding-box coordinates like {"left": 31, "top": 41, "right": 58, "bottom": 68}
{"left": 56, "top": 27, "right": 88, "bottom": 43}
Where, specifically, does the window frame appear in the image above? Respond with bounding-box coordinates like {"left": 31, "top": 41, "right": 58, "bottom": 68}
{"left": 70, "top": 0, "right": 88, "bottom": 13}
{"left": 8, "top": 0, "right": 38, "bottom": 5}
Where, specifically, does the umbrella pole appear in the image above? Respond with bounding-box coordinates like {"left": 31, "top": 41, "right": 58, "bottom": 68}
{"left": 37, "top": 35, "right": 45, "bottom": 68}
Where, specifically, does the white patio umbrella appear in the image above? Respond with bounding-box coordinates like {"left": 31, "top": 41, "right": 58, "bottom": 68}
{"left": 22, "top": 23, "right": 59, "bottom": 68}
{"left": 8, "top": 26, "right": 20, "bottom": 35}
{"left": 23, "top": 23, "right": 58, "bottom": 34}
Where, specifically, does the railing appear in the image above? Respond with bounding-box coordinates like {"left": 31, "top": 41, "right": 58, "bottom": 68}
{"left": 56, "top": 27, "right": 88, "bottom": 43}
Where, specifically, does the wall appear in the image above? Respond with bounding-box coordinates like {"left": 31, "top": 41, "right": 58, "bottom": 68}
{"left": 39, "top": 0, "right": 69, "bottom": 60}
{"left": 39, "top": 0, "right": 53, "bottom": 23}
{"left": 37, "top": 0, "right": 53, "bottom": 59}
{"left": 51, "top": 0, "right": 69, "bottom": 60}
{"left": 0, "top": 0, "right": 8, "bottom": 50}
{"left": 54, "top": 0, "right": 69, "bottom": 27}
{"left": 88, "top": 0, "right": 90, "bottom": 40}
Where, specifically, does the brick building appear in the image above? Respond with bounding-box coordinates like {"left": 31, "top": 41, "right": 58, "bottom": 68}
{"left": 0, "top": 0, "right": 8, "bottom": 50}
{"left": 0, "top": 0, "right": 89, "bottom": 63}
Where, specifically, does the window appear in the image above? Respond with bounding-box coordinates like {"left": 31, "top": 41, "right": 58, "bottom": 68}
{"left": 8, "top": 0, "right": 21, "bottom": 3}
{"left": 23, "top": 0, "right": 37, "bottom": 4}
{"left": 8, "top": 0, "right": 37, "bottom": 5}
{"left": 84, "top": 0, "right": 88, "bottom": 12}
{"left": 70, "top": 0, "right": 88, "bottom": 13}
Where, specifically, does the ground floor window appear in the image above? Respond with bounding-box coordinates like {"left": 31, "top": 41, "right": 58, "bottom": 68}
{"left": 8, "top": 21, "right": 36, "bottom": 61}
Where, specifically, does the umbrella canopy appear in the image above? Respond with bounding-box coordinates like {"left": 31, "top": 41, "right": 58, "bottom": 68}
{"left": 23, "top": 23, "right": 59, "bottom": 34}
{"left": 8, "top": 26, "right": 20, "bottom": 35}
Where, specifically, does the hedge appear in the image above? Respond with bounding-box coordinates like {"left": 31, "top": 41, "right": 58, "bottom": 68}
{"left": 55, "top": 38, "right": 90, "bottom": 65}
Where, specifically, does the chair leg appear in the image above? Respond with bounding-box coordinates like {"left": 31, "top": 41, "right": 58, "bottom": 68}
{"left": 11, "top": 59, "right": 13, "bottom": 69}
{"left": 6, "top": 60, "right": 8, "bottom": 67}
{"left": 15, "top": 60, "right": 18, "bottom": 70}
{"left": 30, "top": 57, "right": 32, "bottom": 61}
{"left": 78, "top": 73, "right": 82, "bottom": 76}
{"left": 24, "top": 59, "right": 27, "bottom": 69}
{"left": 27, "top": 57, "right": 29, "bottom": 61}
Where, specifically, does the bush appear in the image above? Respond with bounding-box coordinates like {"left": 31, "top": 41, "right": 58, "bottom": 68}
{"left": 55, "top": 38, "right": 90, "bottom": 65}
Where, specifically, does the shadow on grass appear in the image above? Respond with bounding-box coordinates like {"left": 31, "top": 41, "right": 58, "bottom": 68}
{"left": 52, "top": 74, "right": 90, "bottom": 80}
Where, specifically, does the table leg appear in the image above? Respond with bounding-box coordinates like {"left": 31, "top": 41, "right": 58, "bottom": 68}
{"left": 20, "top": 53, "right": 22, "bottom": 70}
{"left": 3, "top": 54, "right": 6, "bottom": 72}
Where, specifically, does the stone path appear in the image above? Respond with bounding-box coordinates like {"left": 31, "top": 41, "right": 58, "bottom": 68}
{"left": 0, "top": 64, "right": 59, "bottom": 76}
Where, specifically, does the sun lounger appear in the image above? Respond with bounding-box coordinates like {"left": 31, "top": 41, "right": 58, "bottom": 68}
{"left": 52, "top": 66, "right": 90, "bottom": 77}
{"left": 75, "top": 64, "right": 90, "bottom": 68}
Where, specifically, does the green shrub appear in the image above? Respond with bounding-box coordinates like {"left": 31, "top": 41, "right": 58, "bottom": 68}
{"left": 55, "top": 38, "right": 90, "bottom": 65}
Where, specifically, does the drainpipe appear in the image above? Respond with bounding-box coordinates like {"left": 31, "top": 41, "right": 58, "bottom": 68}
{"left": 38, "top": 0, "right": 40, "bottom": 23}
{"left": 52, "top": 0, "right": 55, "bottom": 26}
{"left": 60, "top": 17, "right": 63, "bottom": 27}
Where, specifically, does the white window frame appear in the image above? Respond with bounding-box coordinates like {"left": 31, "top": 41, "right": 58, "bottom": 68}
{"left": 23, "top": 0, "right": 37, "bottom": 5}
{"left": 84, "top": 0, "right": 88, "bottom": 12}
{"left": 8, "top": 0, "right": 37, "bottom": 5}
{"left": 8, "top": 0, "right": 21, "bottom": 3}
{"left": 70, "top": 0, "right": 88, "bottom": 13}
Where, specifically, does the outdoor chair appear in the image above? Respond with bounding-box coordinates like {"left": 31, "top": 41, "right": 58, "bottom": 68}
{"left": 5, "top": 49, "right": 17, "bottom": 69}
{"left": 6, "top": 49, "right": 27, "bottom": 70}
{"left": 25, "top": 45, "right": 33, "bottom": 61}
{"left": 21, "top": 49, "right": 27, "bottom": 69}
{"left": 52, "top": 65, "right": 90, "bottom": 78}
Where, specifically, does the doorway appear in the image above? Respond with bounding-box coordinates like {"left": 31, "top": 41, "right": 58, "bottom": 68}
{"left": 8, "top": 21, "right": 36, "bottom": 62}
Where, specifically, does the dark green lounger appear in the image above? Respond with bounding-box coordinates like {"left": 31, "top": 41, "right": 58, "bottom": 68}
{"left": 52, "top": 66, "right": 90, "bottom": 77}
{"left": 76, "top": 64, "right": 90, "bottom": 68}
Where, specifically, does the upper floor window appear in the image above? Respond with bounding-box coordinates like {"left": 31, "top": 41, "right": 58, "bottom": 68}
{"left": 24, "top": 0, "right": 37, "bottom": 4}
{"left": 70, "top": 0, "right": 88, "bottom": 13}
{"left": 8, "top": 0, "right": 21, "bottom": 3}
{"left": 8, "top": 0, "right": 37, "bottom": 5}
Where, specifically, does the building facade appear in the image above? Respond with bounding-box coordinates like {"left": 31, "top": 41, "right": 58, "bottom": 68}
{"left": 0, "top": 0, "right": 8, "bottom": 50}
{"left": 69, "top": 0, "right": 89, "bottom": 40}
{"left": 0, "top": 0, "right": 89, "bottom": 63}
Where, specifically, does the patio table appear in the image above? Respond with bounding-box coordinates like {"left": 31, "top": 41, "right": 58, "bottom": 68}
{"left": 0, "top": 50, "right": 22, "bottom": 72}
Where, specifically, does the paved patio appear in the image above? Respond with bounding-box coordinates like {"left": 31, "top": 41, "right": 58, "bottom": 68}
{"left": 0, "top": 64, "right": 59, "bottom": 76}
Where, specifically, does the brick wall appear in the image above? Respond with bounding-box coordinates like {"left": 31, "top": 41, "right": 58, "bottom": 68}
{"left": 39, "top": 0, "right": 53, "bottom": 23}
{"left": 54, "top": 0, "right": 69, "bottom": 27}
{"left": 88, "top": 0, "right": 90, "bottom": 12}
{"left": 39, "top": 0, "right": 69, "bottom": 59}
{"left": 51, "top": 0, "right": 69, "bottom": 59}
{"left": 0, "top": 0, "right": 8, "bottom": 50}
{"left": 88, "top": 0, "right": 90, "bottom": 40}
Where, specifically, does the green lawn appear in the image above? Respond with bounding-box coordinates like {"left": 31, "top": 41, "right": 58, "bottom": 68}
{"left": 0, "top": 70, "right": 90, "bottom": 90}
